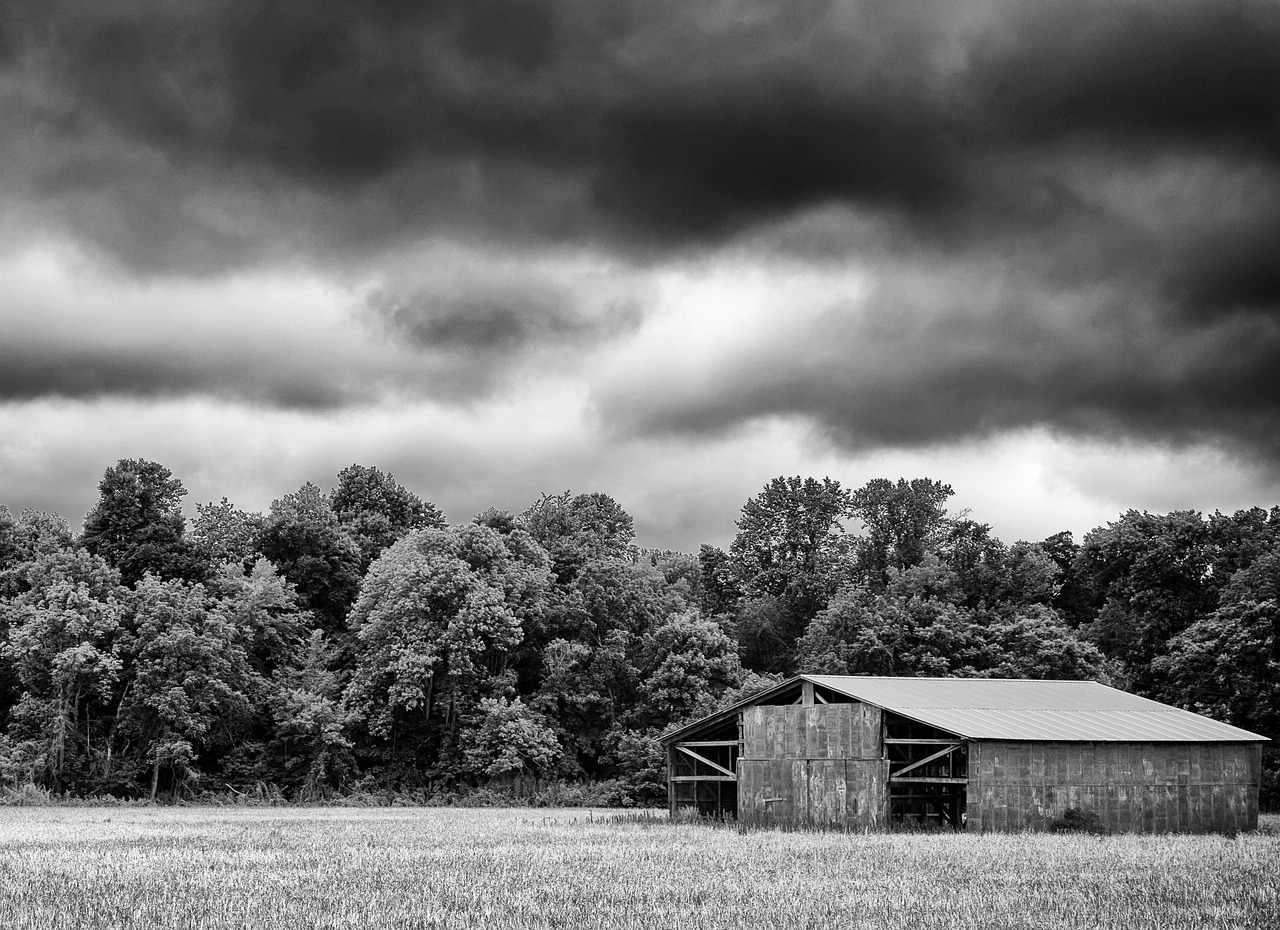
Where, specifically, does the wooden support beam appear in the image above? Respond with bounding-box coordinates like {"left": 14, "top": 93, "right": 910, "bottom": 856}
{"left": 892, "top": 743, "right": 960, "bottom": 778}
{"left": 888, "top": 776, "right": 968, "bottom": 784}
{"left": 667, "top": 744, "right": 676, "bottom": 816}
{"left": 814, "top": 691, "right": 829, "bottom": 705}
{"left": 802, "top": 681, "right": 815, "bottom": 705}
{"left": 884, "top": 738, "right": 964, "bottom": 745}
{"left": 675, "top": 740, "right": 740, "bottom": 747}
{"left": 676, "top": 745, "right": 736, "bottom": 778}
{"left": 671, "top": 775, "right": 737, "bottom": 782}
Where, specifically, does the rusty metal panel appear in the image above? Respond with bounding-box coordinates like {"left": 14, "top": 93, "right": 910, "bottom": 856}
{"left": 1017, "top": 743, "right": 1033, "bottom": 785}
{"left": 827, "top": 705, "right": 844, "bottom": 759}
{"left": 990, "top": 743, "right": 1007, "bottom": 782}
{"left": 814, "top": 705, "right": 828, "bottom": 758}
{"left": 860, "top": 703, "right": 880, "bottom": 759}
{"left": 807, "top": 760, "right": 838, "bottom": 826}
{"left": 790, "top": 760, "right": 806, "bottom": 821}
{"left": 738, "top": 759, "right": 758, "bottom": 821}
{"left": 743, "top": 706, "right": 762, "bottom": 758}
{"left": 1140, "top": 786, "right": 1155, "bottom": 833}
{"left": 1116, "top": 743, "right": 1132, "bottom": 784}
{"left": 965, "top": 739, "right": 1260, "bottom": 834}
{"left": 966, "top": 775, "right": 982, "bottom": 831}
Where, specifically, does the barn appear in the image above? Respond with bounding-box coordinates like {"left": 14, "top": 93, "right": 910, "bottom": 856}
{"left": 661, "top": 675, "right": 1266, "bottom": 833}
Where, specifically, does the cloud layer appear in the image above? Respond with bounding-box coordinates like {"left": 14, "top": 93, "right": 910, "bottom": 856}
{"left": 2, "top": 1, "right": 1279, "bottom": 543}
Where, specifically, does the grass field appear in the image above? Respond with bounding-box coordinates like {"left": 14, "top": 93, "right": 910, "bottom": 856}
{"left": 0, "top": 808, "right": 1276, "bottom": 929}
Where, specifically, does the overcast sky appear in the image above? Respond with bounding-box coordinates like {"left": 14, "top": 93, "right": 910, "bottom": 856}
{"left": 2, "top": 1, "right": 1279, "bottom": 551}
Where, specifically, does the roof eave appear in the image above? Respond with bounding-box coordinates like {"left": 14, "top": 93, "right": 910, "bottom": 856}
{"left": 658, "top": 675, "right": 806, "bottom": 744}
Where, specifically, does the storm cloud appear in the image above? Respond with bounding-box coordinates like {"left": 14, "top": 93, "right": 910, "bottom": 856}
{"left": 2, "top": 0, "right": 1280, "bottom": 539}
{"left": 5, "top": 2, "right": 1275, "bottom": 256}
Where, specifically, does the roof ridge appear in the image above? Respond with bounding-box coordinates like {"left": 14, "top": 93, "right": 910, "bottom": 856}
{"left": 806, "top": 674, "right": 1109, "bottom": 683}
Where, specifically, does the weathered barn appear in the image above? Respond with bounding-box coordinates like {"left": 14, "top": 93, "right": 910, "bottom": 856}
{"left": 661, "top": 675, "right": 1266, "bottom": 833}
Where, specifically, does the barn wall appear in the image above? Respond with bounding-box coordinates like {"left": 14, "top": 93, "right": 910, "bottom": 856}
{"left": 738, "top": 703, "right": 887, "bottom": 828}
{"left": 967, "top": 741, "right": 1262, "bottom": 834}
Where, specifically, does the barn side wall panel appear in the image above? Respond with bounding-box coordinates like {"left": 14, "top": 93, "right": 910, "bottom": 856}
{"left": 967, "top": 741, "right": 1262, "bottom": 834}
{"left": 739, "top": 703, "right": 886, "bottom": 828}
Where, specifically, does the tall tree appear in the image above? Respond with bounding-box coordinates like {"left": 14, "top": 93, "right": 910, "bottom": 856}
{"left": 519, "top": 491, "right": 635, "bottom": 583}
{"left": 936, "top": 518, "right": 1009, "bottom": 608}
{"left": 190, "top": 498, "right": 265, "bottom": 571}
{"left": 263, "top": 630, "right": 355, "bottom": 799}
{"left": 727, "top": 476, "right": 853, "bottom": 666}
{"left": 1004, "top": 540, "right": 1062, "bottom": 607}
{"left": 1154, "top": 550, "right": 1280, "bottom": 740}
{"left": 1076, "top": 510, "right": 1217, "bottom": 691}
{"left": 696, "top": 544, "right": 742, "bottom": 618}
{"left": 0, "top": 506, "right": 20, "bottom": 576}
{"left": 343, "top": 523, "right": 551, "bottom": 784}
{"left": 849, "top": 477, "right": 954, "bottom": 587}
{"left": 82, "top": 459, "right": 204, "bottom": 586}
{"left": 257, "top": 483, "right": 363, "bottom": 635}
{"left": 1, "top": 549, "right": 127, "bottom": 794}
{"left": 331, "top": 465, "right": 445, "bottom": 571}
{"left": 635, "top": 612, "right": 746, "bottom": 727}
{"left": 122, "top": 576, "right": 254, "bottom": 800}
{"left": 1037, "top": 531, "right": 1092, "bottom": 626}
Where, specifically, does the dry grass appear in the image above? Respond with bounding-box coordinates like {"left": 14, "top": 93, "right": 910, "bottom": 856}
{"left": 0, "top": 807, "right": 1276, "bottom": 929}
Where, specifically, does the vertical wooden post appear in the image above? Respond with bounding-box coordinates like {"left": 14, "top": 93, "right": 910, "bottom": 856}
{"left": 802, "top": 681, "right": 815, "bottom": 706}
{"left": 667, "top": 744, "right": 677, "bottom": 817}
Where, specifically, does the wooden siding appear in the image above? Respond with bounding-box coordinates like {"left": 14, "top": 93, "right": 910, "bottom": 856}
{"left": 738, "top": 703, "right": 887, "bottom": 828}
{"left": 967, "top": 741, "right": 1262, "bottom": 833}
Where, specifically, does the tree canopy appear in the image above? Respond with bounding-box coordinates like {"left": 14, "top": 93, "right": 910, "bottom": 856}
{"left": 0, "top": 464, "right": 1276, "bottom": 806}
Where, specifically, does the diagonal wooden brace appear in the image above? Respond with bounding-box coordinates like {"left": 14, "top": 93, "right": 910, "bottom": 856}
{"left": 891, "top": 742, "right": 962, "bottom": 778}
{"left": 676, "top": 745, "right": 736, "bottom": 778}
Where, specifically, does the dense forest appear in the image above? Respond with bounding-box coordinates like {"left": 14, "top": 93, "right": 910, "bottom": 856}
{"left": 0, "top": 461, "right": 1276, "bottom": 806}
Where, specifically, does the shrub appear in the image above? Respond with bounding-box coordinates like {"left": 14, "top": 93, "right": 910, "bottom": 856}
{"left": 1049, "top": 807, "right": 1107, "bottom": 834}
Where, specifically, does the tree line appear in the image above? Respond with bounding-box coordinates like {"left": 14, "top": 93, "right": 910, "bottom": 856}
{"left": 0, "top": 463, "right": 1276, "bottom": 804}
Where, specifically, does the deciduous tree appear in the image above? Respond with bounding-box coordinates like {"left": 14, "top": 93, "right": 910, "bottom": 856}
{"left": 1, "top": 549, "right": 126, "bottom": 793}
{"left": 82, "top": 459, "right": 204, "bottom": 586}
{"left": 519, "top": 491, "right": 634, "bottom": 583}
{"left": 257, "top": 483, "right": 363, "bottom": 635}
{"left": 122, "top": 576, "right": 254, "bottom": 800}
{"left": 343, "top": 523, "right": 551, "bottom": 783}
{"left": 849, "top": 477, "right": 954, "bottom": 587}
{"left": 331, "top": 465, "right": 445, "bottom": 571}
{"left": 728, "top": 476, "right": 852, "bottom": 666}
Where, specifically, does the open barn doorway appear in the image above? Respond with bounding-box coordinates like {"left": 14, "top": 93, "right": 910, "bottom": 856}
{"left": 884, "top": 712, "right": 968, "bottom": 829}
{"left": 668, "top": 717, "right": 740, "bottom": 819}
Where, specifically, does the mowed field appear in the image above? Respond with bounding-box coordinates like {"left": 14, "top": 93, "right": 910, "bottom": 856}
{"left": 0, "top": 808, "right": 1276, "bottom": 930}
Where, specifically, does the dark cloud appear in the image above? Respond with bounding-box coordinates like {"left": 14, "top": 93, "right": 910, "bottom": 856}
{"left": 5, "top": 2, "right": 1274, "bottom": 257}
{"left": 592, "top": 256, "right": 1280, "bottom": 464}
{"left": 3, "top": 0, "right": 1280, "bottom": 461}
{"left": 966, "top": 3, "right": 1280, "bottom": 155}
{"left": 366, "top": 281, "right": 642, "bottom": 353}
{"left": 0, "top": 342, "right": 370, "bottom": 409}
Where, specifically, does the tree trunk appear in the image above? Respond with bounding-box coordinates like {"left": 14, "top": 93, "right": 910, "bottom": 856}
{"left": 150, "top": 757, "right": 160, "bottom": 802}
{"left": 104, "top": 680, "right": 131, "bottom": 781}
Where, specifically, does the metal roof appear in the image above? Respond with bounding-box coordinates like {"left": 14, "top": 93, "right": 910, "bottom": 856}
{"left": 807, "top": 676, "right": 1267, "bottom": 742}
{"left": 663, "top": 675, "right": 1267, "bottom": 743}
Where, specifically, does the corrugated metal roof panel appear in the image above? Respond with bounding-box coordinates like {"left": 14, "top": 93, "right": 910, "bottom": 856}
{"left": 805, "top": 675, "right": 1266, "bottom": 742}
